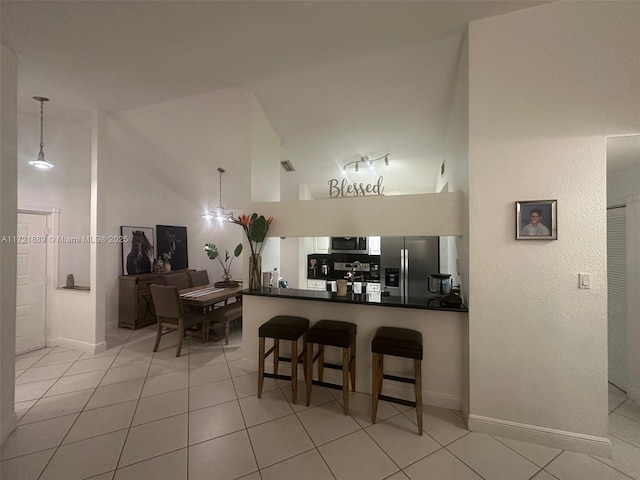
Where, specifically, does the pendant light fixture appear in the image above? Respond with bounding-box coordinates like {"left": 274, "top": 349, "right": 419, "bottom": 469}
{"left": 202, "top": 167, "right": 233, "bottom": 222}
{"left": 29, "top": 96, "right": 54, "bottom": 170}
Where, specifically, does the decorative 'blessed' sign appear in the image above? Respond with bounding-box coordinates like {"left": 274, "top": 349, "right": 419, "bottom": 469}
{"left": 328, "top": 176, "right": 385, "bottom": 198}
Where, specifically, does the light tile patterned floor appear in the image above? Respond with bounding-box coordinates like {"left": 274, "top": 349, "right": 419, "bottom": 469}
{"left": 2, "top": 324, "right": 640, "bottom": 480}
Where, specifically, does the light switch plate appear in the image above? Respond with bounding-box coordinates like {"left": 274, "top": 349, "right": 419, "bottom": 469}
{"left": 578, "top": 273, "right": 591, "bottom": 289}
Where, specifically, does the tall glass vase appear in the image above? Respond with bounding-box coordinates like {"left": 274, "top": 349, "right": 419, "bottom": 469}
{"left": 249, "top": 254, "right": 262, "bottom": 291}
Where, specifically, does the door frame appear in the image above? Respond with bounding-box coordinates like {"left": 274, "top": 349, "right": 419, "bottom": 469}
{"left": 624, "top": 195, "right": 640, "bottom": 402}
{"left": 16, "top": 207, "right": 60, "bottom": 349}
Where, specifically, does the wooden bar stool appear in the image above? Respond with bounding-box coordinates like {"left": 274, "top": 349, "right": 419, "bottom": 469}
{"left": 371, "top": 326, "right": 423, "bottom": 435}
{"left": 305, "top": 319, "right": 357, "bottom": 414}
{"left": 258, "top": 315, "right": 309, "bottom": 404}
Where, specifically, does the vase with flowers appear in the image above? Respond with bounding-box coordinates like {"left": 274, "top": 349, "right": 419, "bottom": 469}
{"left": 230, "top": 213, "right": 273, "bottom": 290}
{"left": 204, "top": 242, "right": 242, "bottom": 287}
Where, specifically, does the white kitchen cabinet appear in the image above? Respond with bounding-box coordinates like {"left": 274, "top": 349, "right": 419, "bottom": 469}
{"left": 368, "top": 236, "right": 381, "bottom": 255}
{"left": 307, "top": 279, "right": 327, "bottom": 291}
{"left": 313, "top": 236, "right": 330, "bottom": 254}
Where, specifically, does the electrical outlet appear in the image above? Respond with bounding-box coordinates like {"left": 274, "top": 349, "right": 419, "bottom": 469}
{"left": 578, "top": 273, "right": 591, "bottom": 289}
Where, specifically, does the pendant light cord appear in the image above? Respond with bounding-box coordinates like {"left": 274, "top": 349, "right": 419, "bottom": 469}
{"left": 219, "top": 168, "right": 223, "bottom": 208}
{"left": 39, "top": 99, "right": 44, "bottom": 154}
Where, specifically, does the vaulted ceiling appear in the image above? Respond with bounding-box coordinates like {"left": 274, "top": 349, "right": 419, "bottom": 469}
{"left": 10, "top": 1, "right": 635, "bottom": 202}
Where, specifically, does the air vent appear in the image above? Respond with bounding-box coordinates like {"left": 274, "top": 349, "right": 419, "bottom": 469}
{"left": 280, "top": 160, "right": 295, "bottom": 172}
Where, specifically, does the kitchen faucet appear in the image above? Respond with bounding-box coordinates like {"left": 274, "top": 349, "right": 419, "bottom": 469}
{"left": 350, "top": 261, "right": 364, "bottom": 284}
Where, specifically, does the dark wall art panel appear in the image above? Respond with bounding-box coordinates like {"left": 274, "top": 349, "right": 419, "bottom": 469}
{"left": 156, "top": 225, "right": 189, "bottom": 271}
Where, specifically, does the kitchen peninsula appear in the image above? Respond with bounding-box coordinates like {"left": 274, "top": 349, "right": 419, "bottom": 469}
{"left": 241, "top": 287, "right": 468, "bottom": 411}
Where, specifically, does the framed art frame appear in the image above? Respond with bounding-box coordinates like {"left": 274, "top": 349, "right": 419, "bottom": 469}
{"left": 156, "top": 225, "right": 189, "bottom": 271}
{"left": 121, "top": 226, "right": 154, "bottom": 275}
{"left": 516, "top": 200, "right": 557, "bottom": 240}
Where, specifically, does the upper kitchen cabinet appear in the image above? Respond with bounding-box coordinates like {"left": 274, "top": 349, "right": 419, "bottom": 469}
{"left": 313, "top": 236, "right": 330, "bottom": 254}
{"left": 368, "top": 236, "right": 381, "bottom": 255}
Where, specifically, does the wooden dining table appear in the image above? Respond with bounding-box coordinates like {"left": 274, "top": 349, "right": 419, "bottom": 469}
{"left": 179, "top": 285, "right": 243, "bottom": 344}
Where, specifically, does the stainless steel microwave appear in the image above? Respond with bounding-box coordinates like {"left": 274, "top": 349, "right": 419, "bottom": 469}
{"left": 330, "top": 237, "right": 368, "bottom": 254}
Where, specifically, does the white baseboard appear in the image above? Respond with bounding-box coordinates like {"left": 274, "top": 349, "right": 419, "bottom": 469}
{"left": 468, "top": 414, "right": 612, "bottom": 458}
{"left": 47, "top": 336, "right": 107, "bottom": 354}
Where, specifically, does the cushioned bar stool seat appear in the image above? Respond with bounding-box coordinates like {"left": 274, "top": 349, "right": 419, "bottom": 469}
{"left": 258, "top": 315, "right": 309, "bottom": 404}
{"left": 306, "top": 319, "right": 357, "bottom": 415}
{"left": 371, "top": 326, "right": 423, "bottom": 435}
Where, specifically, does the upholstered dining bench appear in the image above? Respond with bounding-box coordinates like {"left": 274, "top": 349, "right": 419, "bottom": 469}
{"left": 208, "top": 302, "right": 242, "bottom": 344}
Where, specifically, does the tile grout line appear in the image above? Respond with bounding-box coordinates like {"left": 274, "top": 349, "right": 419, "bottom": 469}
{"left": 491, "top": 434, "right": 556, "bottom": 472}
{"left": 224, "top": 339, "right": 263, "bottom": 479}
{"left": 289, "top": 390, "right": 340, "bottom": 480}
{"left": 589, "top": 451, "right": 636, "bottom": 479}
{"left": 5, "top": 338, "right": 134, "bottom": 469}
{"left": 110, "top": 330, "right": 156, "bottom": 476}
{"left": 436, "top": 431, "right": 495, "bottom": 478}
{"left": 34, "top": 357, "right": 116, "bottom": 480}
{"left": 441, "top": 438, "right": 489, "bottom": 480}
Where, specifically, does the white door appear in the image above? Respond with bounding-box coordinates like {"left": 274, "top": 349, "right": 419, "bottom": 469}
{"left": 607, "top": 206, "right": 627, "bottom": 391}
{"left": 15, "top": 213, "right": 47, "bottom": 354}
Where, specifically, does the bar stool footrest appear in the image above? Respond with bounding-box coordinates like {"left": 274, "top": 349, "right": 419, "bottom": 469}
{"left": 312, "top": 379, "right": 344, "bottom": 391}
{"left": 321, "top": 362, "right": 344, "bottom": 371}
{"left": 378, "top": 394, "right": 417, "bottom": 408}
{"left": 383, "top": 373, "right": 416, "bottom": 385}
{"left": 277, "top": 352, "right": 306, "bottom": 364}
{"left": 264, "top": 372, "right": 295, "bottom": 382}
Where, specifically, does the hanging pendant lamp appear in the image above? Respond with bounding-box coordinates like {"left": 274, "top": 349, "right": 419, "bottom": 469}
{"left": 29, "top": 96, "right": 54, "bottom": 170}
{"left": 202, "top": 167, "right": 233, "bottom": 222}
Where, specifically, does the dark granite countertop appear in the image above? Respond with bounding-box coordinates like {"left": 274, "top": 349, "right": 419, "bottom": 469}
{"left": 242, "top": 287, "right": 468, "bottom": 312}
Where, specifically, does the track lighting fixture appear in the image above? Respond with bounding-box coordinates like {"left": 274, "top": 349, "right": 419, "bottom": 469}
{"left": 340, "top": 153, "right": 389, "bottom": 175}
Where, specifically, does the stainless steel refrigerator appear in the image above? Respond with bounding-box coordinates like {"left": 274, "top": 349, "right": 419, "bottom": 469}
{"left": 380, "top": 237, "right": 439, "bottom": 298}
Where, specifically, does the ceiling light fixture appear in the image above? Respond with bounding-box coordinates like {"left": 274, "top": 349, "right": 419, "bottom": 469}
{"left": 341, "top": 153, "right": 389, "bottom": 175}
{"left": 29, "top": 96, "right": 54, "bottom": 170}
{"left": 203, "top": 167, "right": 233, "bottom": 222}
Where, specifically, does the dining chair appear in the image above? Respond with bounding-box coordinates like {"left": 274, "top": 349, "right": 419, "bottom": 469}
{"left": 149, "top": 284, "right": 208, "bottom": 357}
{"left": 164, "top": 272, "right": 191, "bottom": 290}
{"left": 188, "top": 270, "right": 209, "bottom": 287}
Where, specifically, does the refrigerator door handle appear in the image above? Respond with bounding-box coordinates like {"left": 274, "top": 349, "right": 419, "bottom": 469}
{"left": 403, "top": 248, "right": 409, "bottom": 298}
{"left": 400, "top": 248, "right": 408, "bottom": 298}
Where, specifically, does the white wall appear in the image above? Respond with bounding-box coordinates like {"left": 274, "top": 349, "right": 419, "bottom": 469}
{"left": 250, "top": 192, "right": 464, "bottom": 238}
{"left": 467, "top": 2, "right": 640, "bottom": 456}
{"left": 18, "top": 112, "right": 91, "bottom": 286}
{"left": 0, "top": 42, "right": 18, "bottom": 444}
{"left": 247, "top": 93, "right": 281, "bottom": 278}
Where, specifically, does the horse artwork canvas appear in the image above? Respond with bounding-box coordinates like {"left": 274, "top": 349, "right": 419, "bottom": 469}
{"left": 121, "top": 226, "right": 154, "bottom": 275}
{"left": 156, "top": 225, "right": 189, "bottom": 271}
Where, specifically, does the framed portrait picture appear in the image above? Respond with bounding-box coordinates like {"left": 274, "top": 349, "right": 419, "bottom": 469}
{"left": 121, "top": 226, "right": 154, "bottom": 275}
{"left": 156, "top": 225, "right": 189, "bottom": 271}
{"left": 516, "top": 200, "right": 557, "bottom": 240}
